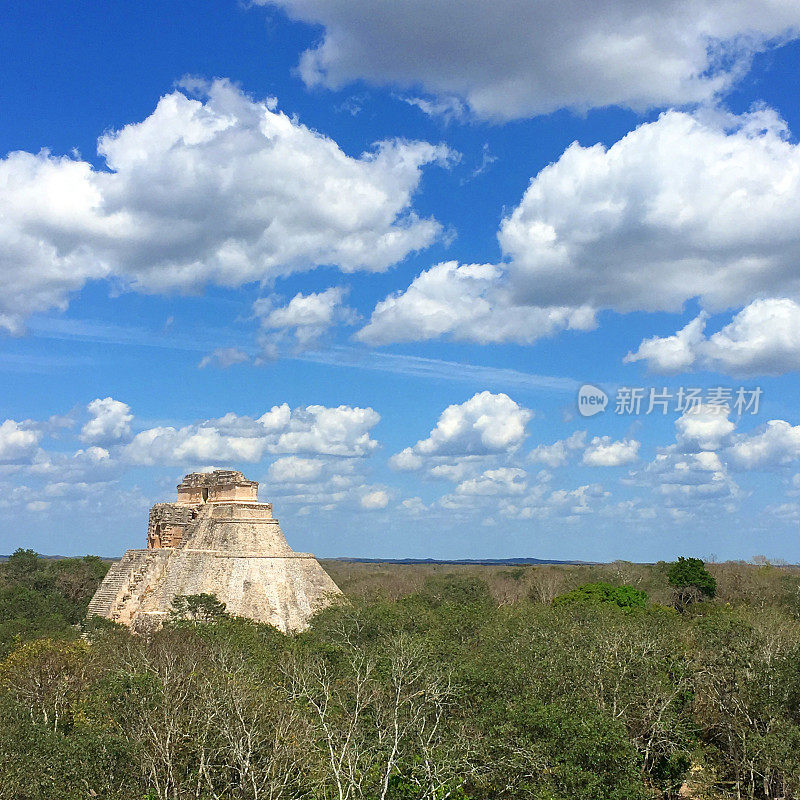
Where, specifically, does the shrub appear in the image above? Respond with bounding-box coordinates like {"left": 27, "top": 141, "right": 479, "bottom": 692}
{"left": 552, "top": 582, "right": 648, "bottom": 610}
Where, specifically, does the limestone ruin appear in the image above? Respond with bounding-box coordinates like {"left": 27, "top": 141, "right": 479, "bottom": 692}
{"left": 88, "top": 470, "right": 341, "bottom": 633}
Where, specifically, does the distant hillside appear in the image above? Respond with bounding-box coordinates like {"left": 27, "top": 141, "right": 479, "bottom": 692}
{"left": 0, "top": 554, "right": 117, "bottom": 563}
{"left": 330, "top": 556, "right": 599, "bottom": 566}
{"left": 5, "top": 554, "right": 599, "bottom": 565}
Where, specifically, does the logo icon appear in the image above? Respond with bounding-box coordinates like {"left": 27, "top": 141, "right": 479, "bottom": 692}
{"left": 577, "top": 384, "right": 608, "bottom": 417}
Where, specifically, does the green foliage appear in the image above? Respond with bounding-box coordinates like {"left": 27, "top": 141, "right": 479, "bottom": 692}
{"left": 668, "top": 557, "right": 717, "bottom": 595}
{"left": 3, "top": 549, "right": 43, "bottom": 585}
{"left": 415, "top": 574, "right": 495, "bottom": 609}
{"left": 4, "top": 556, "right": 800, "bottom": 798}
{"left": 169, "top": 592, "right": 229, "bottom": 623}
{"left": 667, "top": 557, "right": 717, "bottom": 610}
{"left": 0, "top": 550, "right": 109, "bottom": 655}
{"left": 470, "top": 699, "right": 648, "bottom": 799}
{"left": 552, "top": 581, "right": 648, "bottom": 609}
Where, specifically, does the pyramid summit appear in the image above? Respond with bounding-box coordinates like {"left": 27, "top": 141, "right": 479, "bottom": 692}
{"left": 88, "top": 470, "right": 341, "bottom": 633}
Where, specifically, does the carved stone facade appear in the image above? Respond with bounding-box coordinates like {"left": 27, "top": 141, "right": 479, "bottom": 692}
{"left": 88, "top": 470, "right": 341, "bottom": 633}
{"left": 176, "top": 470, "right": 259, "bottom": 505}
{"left": 147, "top": 503, "right": 198, "bottom": 549}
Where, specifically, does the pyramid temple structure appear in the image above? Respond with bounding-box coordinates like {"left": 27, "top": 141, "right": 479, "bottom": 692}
{"left": 88, "top": 470, "right": 341, "bottom": 633}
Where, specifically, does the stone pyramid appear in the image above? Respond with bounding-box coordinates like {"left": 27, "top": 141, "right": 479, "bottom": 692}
{"left": 88, "top": 470, "right": 341, "bottom": 633}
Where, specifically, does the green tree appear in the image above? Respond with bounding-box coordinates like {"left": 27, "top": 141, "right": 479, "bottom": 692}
{"left": 2, "top": 549, "right": 47, "bottom": 589}
{"left": 415, "top": 574, "right": 494, "bottom": 609}
{"left": 552, "top": 582, "right": 648, "bottom": 610}
{"left": 473, "top": 700, "right": 649, "bottom": 800}
{"left": 667, "top": 557, "right": 716, "bottom": 611}
{"left": 170, "top": 592, "right": 229, "bottom": 623}
{"left": 0, "top": 551, "right": 108, "bottom": 655}
{"left": 51, "top": 555, "right": 108, "bottom": 606}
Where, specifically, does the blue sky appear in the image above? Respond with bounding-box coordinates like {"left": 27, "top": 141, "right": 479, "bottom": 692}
{"left": 2, "top": 1, "right": 800, "bottom": 561}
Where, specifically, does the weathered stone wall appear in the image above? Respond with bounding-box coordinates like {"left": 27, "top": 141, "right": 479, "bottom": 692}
{"left": 180, "top": 504, "right": 290, "bottom": 555}
{"left": 207, "top": 483, "right": 258, "bottom": 502}
{"left": 126, "top": 548, "right": 339, "bottom": 633}
{"left": 210, "top": 502, "right": 273, "bottom": 520}
{"left": 147, "top": 503, "right": 198, "bottom": 548}
{"left": 176, "top": 470, "right": 258, "bottom": 505}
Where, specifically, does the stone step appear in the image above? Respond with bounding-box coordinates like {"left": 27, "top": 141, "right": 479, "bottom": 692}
{"left": 87, "top": 551, "right": 155, "bottom": 617}
{"left": 87, "top": 562, "right": 127, "bottom": 615}
{"left": 91, "top": 550, "right": 168, "bottom": 619}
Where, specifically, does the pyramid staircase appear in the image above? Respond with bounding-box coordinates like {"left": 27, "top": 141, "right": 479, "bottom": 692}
{"left": 87, "top": 550, "right": 159, "bottom": 620}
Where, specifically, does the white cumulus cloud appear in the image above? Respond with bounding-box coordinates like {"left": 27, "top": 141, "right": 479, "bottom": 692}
{"left": 544, "top": 483, "right": 609, "bottom": 516}
{"left": 500, "top": 108, "right": 800, "bottom": 313}
{"left": 0, "top": 80, "right": 448, "bottom": 332}
{"left": 360, "top": 488, "right": 389, "bottom": 509}
{"left": 0, "top": 420, "right": 42, "bottom": 464}
{"left": 29, "top": 446, "right": 116, "bottom": 484}
{"left": 80, "top": 397, "right": 133, "bottom": 445}
{"left": 626, "top": 299, "right": 800, "bottom": 376}
{"left": 259, "top": 0, "right": 800, "bottom": 119}
{"left": 360, "top": 108, "right": 800, "bottom": 345}
{"left": 124, "top": 403, "right": 380, "bottom": 465}
{"left": 625, "top": 316, "right": 708, "bottom": 374}
{"left": 398, "top": 496, "right": 428, "bottom": 515}
{"left": 529, "top": 430, "right": 586, "bottom": 467}
{"left": 356, "top": 262, "right": 595, "bottom": 345}
{"left": 642, "top": 449, "right": 739, "bottom": 507}
{"left": 255, "top": 286, "right": 356, "bottom": 355}
{"left": 729, "top": 420, "right": 800, "bottom": 469}
{"left": 391, "top": 391, "right": 532, "bottom": 468}
{"left": 582, "top": 437, "right": 640, "bottom": 467}
{"left": 267, "top": 456, "right": 326, "bottom": 484}
{"left": 675, "top": 405, "right": 736, "bottom": 452}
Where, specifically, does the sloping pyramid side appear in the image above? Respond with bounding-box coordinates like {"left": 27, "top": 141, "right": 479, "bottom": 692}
{"left": 88, "top": 502, "right": 341, "bottom": 633}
